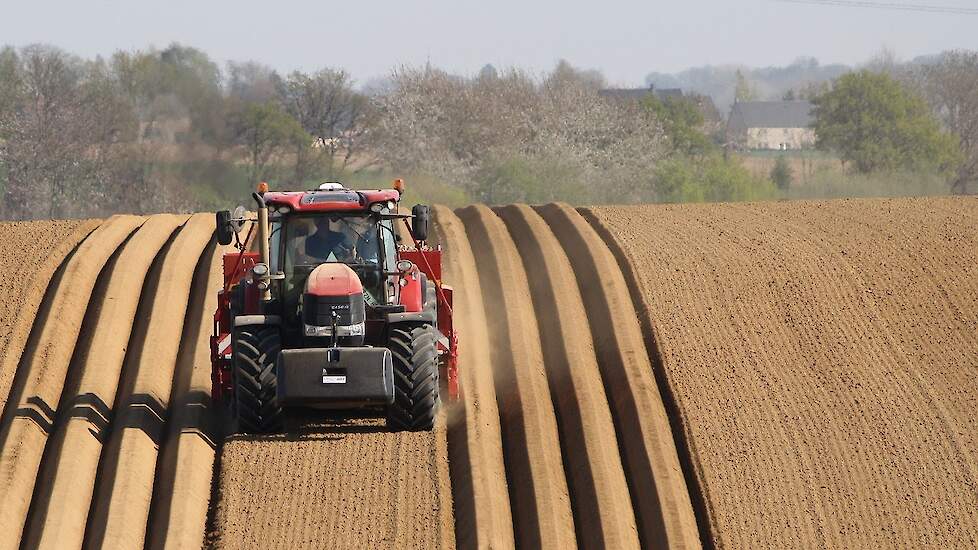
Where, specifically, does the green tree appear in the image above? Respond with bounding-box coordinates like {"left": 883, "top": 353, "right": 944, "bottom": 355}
{"left": 770, "top": 155, "right": 794, "bottom": 190}
{"left": 230, "top": 102, "right": 310, "bottom": 184}
{"left": 643, "top": 95, "right": 714, "bottom": 155}
{"left": 812, "top": 70, "right": 961, "bottom": 174}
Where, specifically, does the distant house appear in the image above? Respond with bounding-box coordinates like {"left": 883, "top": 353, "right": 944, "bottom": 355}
{"left": 726, "top": 100, "right": 815, "bottom": 150}
{"left": 598, "top": 84, "right": 684, "bottom": 102}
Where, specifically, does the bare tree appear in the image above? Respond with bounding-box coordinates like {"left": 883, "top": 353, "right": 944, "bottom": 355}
{"left": 0, "top": 45, "right": 90, "bottom": 217}
{"left": 370, "top": 61, "right": 666, "bottom": 203}
{"left": 278, "top": 69, "right": 372, "bottom": 181}
{"left": 227, "top": 61, "right": 281, "bottom": 104}
{"left": 920, "top": 51, "right": 978, "bottom": 194}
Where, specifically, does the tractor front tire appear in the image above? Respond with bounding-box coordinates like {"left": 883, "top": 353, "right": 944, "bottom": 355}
{"left": 232, "top": 325, "right": 283, "bottom": 434}
{"left": 387, "top": 324, "right": 440, "bottom": 431}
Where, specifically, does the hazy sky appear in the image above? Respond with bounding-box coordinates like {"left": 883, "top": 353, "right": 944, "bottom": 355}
{"left": 2, "top": 0, "right": 975, "bottom": 85}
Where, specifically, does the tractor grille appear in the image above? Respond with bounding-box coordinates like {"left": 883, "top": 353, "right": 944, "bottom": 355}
{"left": 302, "top": 292, "right": 366, "bottom": 327}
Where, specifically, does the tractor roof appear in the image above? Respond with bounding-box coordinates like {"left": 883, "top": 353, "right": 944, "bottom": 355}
{"left": 263, "top": 188, "right": 400, "bottom": 213}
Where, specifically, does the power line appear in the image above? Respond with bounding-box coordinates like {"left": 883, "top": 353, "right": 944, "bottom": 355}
{"left": 775, "top": 0, "right": 978, "bottom": 14}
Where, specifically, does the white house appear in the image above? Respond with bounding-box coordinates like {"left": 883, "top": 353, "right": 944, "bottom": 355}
{"left": 727, "top": 101, "right": 815, "bottom": 150}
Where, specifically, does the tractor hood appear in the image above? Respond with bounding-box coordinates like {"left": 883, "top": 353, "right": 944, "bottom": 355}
{"left": 303, "top": 263, "right": 366, "bottom": 345}
{"left": 305, "top": 263, "right": 363, "bottom": 297}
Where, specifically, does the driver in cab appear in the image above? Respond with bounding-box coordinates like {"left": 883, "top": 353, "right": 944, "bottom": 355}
{"left": 296, "top": 216, "right": 379, "bottom": 265}
{"left": 302, "top": 217, "right": 354, "bottom": 262}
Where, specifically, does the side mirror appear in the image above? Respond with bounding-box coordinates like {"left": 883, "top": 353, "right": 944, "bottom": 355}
{"left": 216, "top": 210, "right": 234, "bottom": 245}
{"left": 411, "top": 204, "right": 430, "bottom": 242}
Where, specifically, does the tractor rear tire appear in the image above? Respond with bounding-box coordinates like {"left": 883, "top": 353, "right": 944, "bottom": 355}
{"left": 387, "top": 323, "right": 440, "bottom": 431}
{"left": 233, "top": 325, "right": 283, "bottom": 434}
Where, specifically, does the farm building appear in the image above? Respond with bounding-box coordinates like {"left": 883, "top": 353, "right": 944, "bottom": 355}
{"left": 727, "top": 100, "right": 815, "bottom": 150}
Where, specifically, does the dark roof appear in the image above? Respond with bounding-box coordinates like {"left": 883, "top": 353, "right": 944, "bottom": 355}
{"left": 728, "top": 100, "right": 814, "bottom": 131}
{"left": 598, "top": 86, "right": 684, "bottom": 101}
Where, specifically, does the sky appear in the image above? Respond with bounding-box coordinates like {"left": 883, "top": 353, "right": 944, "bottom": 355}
{"left": 1, "top": 0, "right": 975, "bottom": 86}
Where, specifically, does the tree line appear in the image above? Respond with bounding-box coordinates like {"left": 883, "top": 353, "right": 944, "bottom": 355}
{"left": 0, "top": 43, "right": 975, "bottom": 220}
{"left": 0, "top": 44, "right": 376, "bottom": 219}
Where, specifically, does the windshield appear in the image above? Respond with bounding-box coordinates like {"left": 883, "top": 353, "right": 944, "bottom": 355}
{"left": 285, "top": 214, "right": 380, "bottom": 272}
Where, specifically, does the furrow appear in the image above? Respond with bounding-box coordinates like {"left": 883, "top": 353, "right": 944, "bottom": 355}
{"left": 0, "top": 215, "right": 145, "bottom": 550}
{"left": 538, "top": 203, "right": 702, "bottom": 550}
{"left": 431, "top": 205, "right": 515, "bottom": 550}
{"left": 83, "top": 213, "right": 214, "bottom": 550}
{"left": 576, "top": 206, "right": 723, "bottom": 548}
{"left": 0, "top": 219, "right": 101, "bottom": 415}
{"left": 20, "top": 214, "right": 185, "bottom": 550}
{"left": 496, "top": 204, "right": 639, "bottom": 549}
{"left": 144, "top": 235, "right": 222, "bottom": 550}
{"left": 456, "top": 204, "right": 576, "bottom": 550}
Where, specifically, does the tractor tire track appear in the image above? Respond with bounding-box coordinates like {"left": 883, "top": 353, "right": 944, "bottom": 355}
{"left": 83, "top": 213, "right": 214, "bottom": 550}
{"left": 432, "top": 206, "right": 514, "bottom": 550}
{"left": 456, "top": 205, "right": 576, "bottom": 550}
{"left": 539, "top": 203, "right": 702, "bottom": 550}
{"left": 496, "top": 204, "right": 640, "bottom": 549}
{"left": 20, "top": 214, "right": 185, "bottom": 550}
{"left": 0, "top": 215, "right": 144, "bottom": 550}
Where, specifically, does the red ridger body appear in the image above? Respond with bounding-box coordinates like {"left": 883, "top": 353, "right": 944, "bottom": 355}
{"left": 209, "top": 180, "right": 458, "bottom": 434}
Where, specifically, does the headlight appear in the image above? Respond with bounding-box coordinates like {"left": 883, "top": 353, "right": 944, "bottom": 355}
{"left": 304, "top": 322, "right": 365, "bottom": 337}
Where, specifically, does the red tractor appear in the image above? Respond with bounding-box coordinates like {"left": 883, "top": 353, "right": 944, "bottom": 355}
{"left": 210, "top": 181, "right": 458, "bottom": 433}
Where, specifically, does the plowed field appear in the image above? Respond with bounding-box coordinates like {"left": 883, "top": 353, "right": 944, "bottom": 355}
{"left": 588, "top": 197, "right": 978, "bottom": 548}
{"left": 0, "top": 197, "right": 974, "bottom": 549}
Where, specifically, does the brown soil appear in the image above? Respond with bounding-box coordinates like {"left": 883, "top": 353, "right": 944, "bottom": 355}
{"left": 456, "top": 204, "right": 576, "bottom": 549}
{"left": 4, "top": 196, "right": 973, "bottom": 550}
{"left": 0, "top": 219, "right": 100, "bottom": 414}
{"left": 496, "top": 204, "right": 638, "bottom": 548}
{"left": 588, "top": 197, "right": 978, "bottom": 549}
{"left": 0, "top": 214, "right": 222, "bottom": 550}
{"left": 438, "top": 204, "right": 701, "bottom": 550}
{"left": 145, "top": 233, "right": 224, "bottom": 550}
{"left": 84, "top": 213, "right": 215, "bottom": 549}
{"left": 536, "top": 203, "right": 700, "bottom": 549}
{"left": 21, "top": 214, "right": 184, "bottom": 550}
{"left": 210, "top": 415, "right": 455, "bottom": 550}
{"left": 432, "top": 206, "right": 514, "bottom": 549}
{"left": 0, "top": 215, "right": 144, "bottom": 550}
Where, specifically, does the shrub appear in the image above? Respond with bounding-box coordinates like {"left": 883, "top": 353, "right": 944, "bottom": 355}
{"left": 655, "top": 155, "right": 777, "bottom": 203}
{"left": 770, "top": 155, "right": 794, "bottom": 190}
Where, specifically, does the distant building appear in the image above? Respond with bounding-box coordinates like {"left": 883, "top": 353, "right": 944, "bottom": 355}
{"left": 598, "top": 84, "right": 684, "bottom": 102}
{"left": 726, "top": 100, "right": 815, "bottom": 150}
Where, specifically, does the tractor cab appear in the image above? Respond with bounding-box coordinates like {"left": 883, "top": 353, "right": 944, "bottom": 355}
{"left": 211, "top": 180, "right": 457, "bottom": 434}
